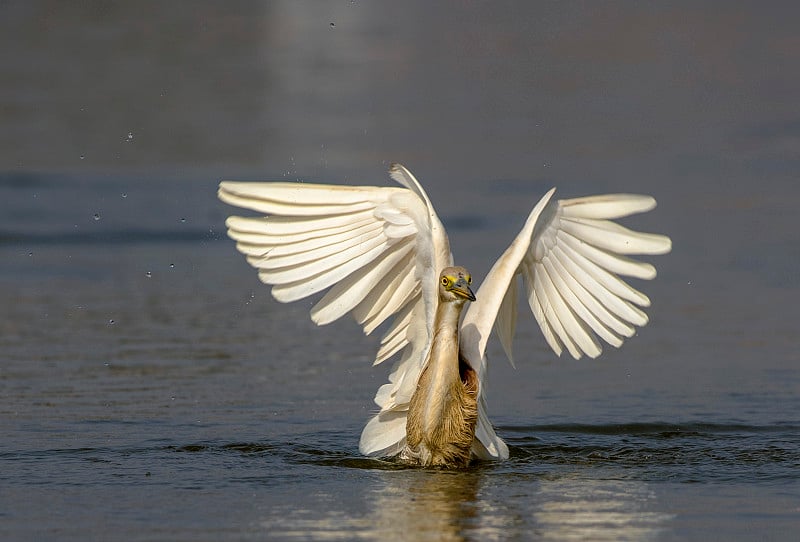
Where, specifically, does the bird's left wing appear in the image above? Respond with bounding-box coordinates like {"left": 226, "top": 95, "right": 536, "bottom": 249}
{"left": 460, "top": 189, "right": 671, "bottom": 458}
{"left": 218, "top": 164, "right": 451, "bottom": 457}
{"left": 462, "top": 189, "right": 672, "bottom": 364}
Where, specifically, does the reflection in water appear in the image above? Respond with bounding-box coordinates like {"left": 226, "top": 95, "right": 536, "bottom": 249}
{"left": 365, "top": 471, "right": 482, "bottom": 542}
{"left": 258, "top": 470, "right": 481, "bottom": 541}
{"left": 531, "top": 478, "right": 673, "bottom": 541}
{"left": 259, "top": 466, "right": 672, "bottom": 540}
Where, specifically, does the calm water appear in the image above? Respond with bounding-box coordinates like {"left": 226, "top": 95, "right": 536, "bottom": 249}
{"left": 2, "top": 2, "right": 799, "bottom": 541}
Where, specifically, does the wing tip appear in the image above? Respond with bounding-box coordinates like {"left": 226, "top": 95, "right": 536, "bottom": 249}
{"left": 658, "top": 235, "right": 673, "bottom": 254}
{"left": 217, "top": 183, "right": 234, "bottom": 204}
{"left": 388, "top": 162, "right": 414, "bottom": 188}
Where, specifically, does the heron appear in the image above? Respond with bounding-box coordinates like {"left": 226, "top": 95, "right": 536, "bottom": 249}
{"left": 218, "top": 163, "right": 671, "bottom": 467}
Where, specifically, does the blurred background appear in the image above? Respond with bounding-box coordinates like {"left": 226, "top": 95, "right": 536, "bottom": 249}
{"left": 1, "top": 2, "right": 798, "bottom": 540}
{"left": 2, "top": 0, "right": 797, "bottom": 415}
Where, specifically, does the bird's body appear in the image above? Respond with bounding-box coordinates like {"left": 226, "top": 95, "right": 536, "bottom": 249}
{"left": 218, "top": 164, "right": 671, "bottom": 468}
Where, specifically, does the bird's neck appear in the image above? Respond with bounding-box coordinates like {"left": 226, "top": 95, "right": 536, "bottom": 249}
{"left": 430, "top": 299, "right": 464, "bottom": 376}
{"left": 417, "top": 298, "right": 466, "bottom": 421}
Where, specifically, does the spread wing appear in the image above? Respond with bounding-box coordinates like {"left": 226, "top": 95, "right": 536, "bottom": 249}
{"left": 461, "top": 190, "right": 672, "bottom": 458}
{"left": 218, "top": 164, "right": 451, "bottom": 457}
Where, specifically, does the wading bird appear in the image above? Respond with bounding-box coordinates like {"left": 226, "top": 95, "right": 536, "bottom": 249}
{"left": 218, "top": 164, "right": 671, "bottom": 467}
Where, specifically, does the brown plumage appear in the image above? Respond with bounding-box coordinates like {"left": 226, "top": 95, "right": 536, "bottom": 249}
{"left": 402, "top": 266, "right": 479, "bottom": 467}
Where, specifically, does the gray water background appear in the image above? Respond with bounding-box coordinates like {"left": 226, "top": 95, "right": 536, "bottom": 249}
{"left": 1, "top": 2, "right": 798, "bottom": 540}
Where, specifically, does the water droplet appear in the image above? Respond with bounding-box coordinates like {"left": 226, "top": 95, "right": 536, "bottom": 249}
{"left": 121, "top": 193, "right": 128, "bottom": 198}
{"left": 108, "top": 319, "right": 115, "bottom": 325}
{"left": 80, "top": 154, "right": 85, "bottom": 160}
{"left": 169, "top": 263, "right": 175, "bottom": 268}
{"left": 27, "top": 251, "right": 33, "bottom": 257}
{"left": 330, "top": 22, "right": 335, "bottom": 27}
{"left": 180, "top": 218, "right": 186, "bottom": 223}
{"left": 93, "top": 213, "right": 101, "bottom": 221}
{"left": 126, "top": 132, "right": 134, "bottom": 142}
{"left": 145, "top": 271, "right": 152, "bottom": 278}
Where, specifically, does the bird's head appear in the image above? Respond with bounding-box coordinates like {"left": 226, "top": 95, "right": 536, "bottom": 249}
{"left": 438, "top": 266, "right": 476, "bottom": 303}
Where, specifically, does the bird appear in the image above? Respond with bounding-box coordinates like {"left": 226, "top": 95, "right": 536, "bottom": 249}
{"left": 217, "top": 163, "right": 671, "bottom": 467}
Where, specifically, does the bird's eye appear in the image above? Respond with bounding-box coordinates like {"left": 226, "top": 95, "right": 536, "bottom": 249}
{"left": 467, "top": 276, "right": 472, "bottom": 284}
{"left": 441, "top": 277, "right": 449, "bottom": 286}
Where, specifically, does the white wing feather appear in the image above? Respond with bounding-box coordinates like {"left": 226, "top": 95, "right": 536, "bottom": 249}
{"left": 218, "top": 164, "right": 451, "bottom": 458}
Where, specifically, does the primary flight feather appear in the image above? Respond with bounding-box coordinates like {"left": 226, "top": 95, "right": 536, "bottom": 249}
{"left": 218, "top": 163, "right": 671, "bottom": 467}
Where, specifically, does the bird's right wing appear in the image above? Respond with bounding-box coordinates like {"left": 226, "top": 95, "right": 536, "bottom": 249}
{"left": 218, "top": 164, "right": 451, "bottom": 458}
{"left": 461, "top": 190, "right": 671, "bottom": 458}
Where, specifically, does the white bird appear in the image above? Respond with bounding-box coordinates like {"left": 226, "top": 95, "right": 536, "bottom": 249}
{"left": 218, "top": 163, "right": 671, "bottom": 467}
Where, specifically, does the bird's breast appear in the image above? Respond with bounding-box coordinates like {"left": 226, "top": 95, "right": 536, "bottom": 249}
{"left": 404, "top": 313, "right": 479, "bottom": 467}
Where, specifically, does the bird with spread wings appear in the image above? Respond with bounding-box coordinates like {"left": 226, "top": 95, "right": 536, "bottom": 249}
{"left": 218, "top": 163, "right": 671, "bottom": 467}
